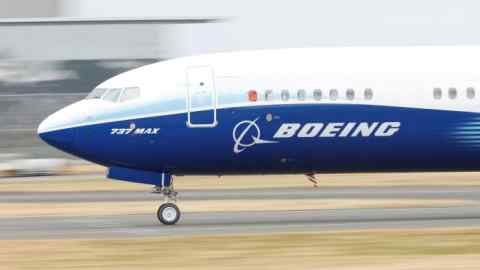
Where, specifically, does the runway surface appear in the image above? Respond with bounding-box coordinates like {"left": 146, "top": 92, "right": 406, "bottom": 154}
{"left": 4, "top": 186, "right": 480, "bottom": 203}
{"left": 2, "top": 186, "right": 480, "bottom": 239}
{"left": 3, "top": 207, "right": 480, "bottom": 240}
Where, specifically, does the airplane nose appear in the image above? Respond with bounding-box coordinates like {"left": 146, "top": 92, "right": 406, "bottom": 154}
{"left": 37, "top": 114, "right": 58, "bottom": 135}
{"left": 38, "top": 114, "right": 77, "bottom": 154}
{"left": 37, "top": 101, "right": 88, "bottom": 154}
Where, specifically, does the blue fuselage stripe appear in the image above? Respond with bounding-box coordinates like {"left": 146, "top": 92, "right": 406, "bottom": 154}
{"left": 40, "top": 104, "right": 480, "bottom": 175}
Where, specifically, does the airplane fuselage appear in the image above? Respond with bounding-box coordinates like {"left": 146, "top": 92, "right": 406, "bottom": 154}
{"left": 38, "top": 47, "right": 480, "bottom": 181}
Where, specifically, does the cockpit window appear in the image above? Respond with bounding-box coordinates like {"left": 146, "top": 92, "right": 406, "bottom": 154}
{"left": 85, "top": 88, "right": 107, "bottom": 99}
{"left": 102, "top": 88, "right": 122, "bottom": 103}
{"left": 119, "top": 87, "right": 141, "bottom": 103}
{"left": 86, "top": 87, "right": 141, "bottom": 103}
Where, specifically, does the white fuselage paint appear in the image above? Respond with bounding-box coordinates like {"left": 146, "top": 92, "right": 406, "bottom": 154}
{"left": 38, "top": 46, "right": 480, "bottom": 134}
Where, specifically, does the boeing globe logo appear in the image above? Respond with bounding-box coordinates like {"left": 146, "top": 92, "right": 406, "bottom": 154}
{"left": 232, "top": 118, "right": 277, "bottom": 154}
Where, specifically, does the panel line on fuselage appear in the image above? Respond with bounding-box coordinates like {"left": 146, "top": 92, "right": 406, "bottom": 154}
{"left": 38, "top": 101, "right": 480, "bottom": 134}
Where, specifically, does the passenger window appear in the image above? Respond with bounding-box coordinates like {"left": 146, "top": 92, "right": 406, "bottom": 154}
{"left": 329, "top": 89, "right": 338, "bottom": 101}
{"left": 119, "top": 87, "right": 141, "bottom": 103}
{"left": 297, "top": 89, "right": 306, "bottom": 101}
{"left": 313, "top": 89, "right": 322, "bottom": 101}
{"left": 281, "top": 90, "right": 290, "bottom": 101}
{"left": 448, "top": 88, "right": 457, "bottom": 99}
{"left": 102, "top": 89, "right": 122, "bottom": 103}
{"left": 364, "top": 88, "right": 373, "bottom": 100}
{"left": 264, "top": 90, "right": 274, "bottom": 101}
{"left": 433, "top": 88, "right": 442, "bottom": 100}
{"left": 467, "top": 87, "right": 476, "bottom": 99}
{"left": 346, "top": 89, "right": 355, "bottom": 100}
{"left": 85, "top": 88, "right": 107, "bottom": 100}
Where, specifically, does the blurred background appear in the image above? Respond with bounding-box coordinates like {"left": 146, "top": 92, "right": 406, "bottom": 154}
{"left": 2, "top": 0, "right": 480, "bottom": 176}
{"left": 4, "top": 2, "right": 480, "bottom": 269}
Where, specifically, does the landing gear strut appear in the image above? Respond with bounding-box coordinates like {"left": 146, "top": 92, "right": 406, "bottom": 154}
{"left": 306, "top": 173, "right": 319, "bottom": 188}
{"left": 153, "top": 174, "right": 181, "bottom": 225}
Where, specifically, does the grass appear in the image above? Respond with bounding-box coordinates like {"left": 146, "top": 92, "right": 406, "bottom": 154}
{"left": 3, "top": 228, "right": 480, "bottom": 270}
{"left": 2, "top": 172, "right": 480, "bottom": 269}
{"left": 0, "top": 199, "right": 471, "bottom": 218}
{"left": 3, "top": 172, "right": 480, "bottom": 193}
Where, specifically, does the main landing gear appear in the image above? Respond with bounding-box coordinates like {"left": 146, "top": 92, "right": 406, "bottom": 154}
{"left": 306, "top": 173, "right": 319, "bottom": 188}
{"left": 153, "top": 174, "right": 181, "bottom": 225}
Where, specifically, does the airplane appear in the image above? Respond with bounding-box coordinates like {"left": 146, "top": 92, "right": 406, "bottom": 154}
{"left": 37, "top": 45, "right": 480, "bottom": 225}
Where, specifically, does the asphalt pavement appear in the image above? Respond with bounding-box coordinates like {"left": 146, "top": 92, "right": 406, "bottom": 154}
{"left": 2, "top": 186, "right": 480, "bottom": 239}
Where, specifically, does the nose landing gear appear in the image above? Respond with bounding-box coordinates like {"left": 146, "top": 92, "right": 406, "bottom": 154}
{"left": 157, "top": 202, "right": 180, "bottom": 225}
{"left": 153, "top": 173, "right": 181, "bottom": 225}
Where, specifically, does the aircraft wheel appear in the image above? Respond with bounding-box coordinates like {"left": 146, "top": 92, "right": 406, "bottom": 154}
{"left": 157, "top": 203, "right": 181, "bottom": 225}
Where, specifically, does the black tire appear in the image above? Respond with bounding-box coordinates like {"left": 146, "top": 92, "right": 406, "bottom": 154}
{"left": 157, "top": 203, "right": 181, "bottom": 225}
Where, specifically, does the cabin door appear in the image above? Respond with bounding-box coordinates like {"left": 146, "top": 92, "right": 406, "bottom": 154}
{"left": 186, "top": 66, "right": 217, "bottom": 128}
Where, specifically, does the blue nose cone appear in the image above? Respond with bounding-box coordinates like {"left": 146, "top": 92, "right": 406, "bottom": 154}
{"left": 38, "top": 101, "right": 90, "bottom": 155}
{"left": 38, "top": 128, "right": 77, "bottom": 154}
{"left": 38, "top": 116, "right": 77, "bottom": 155}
